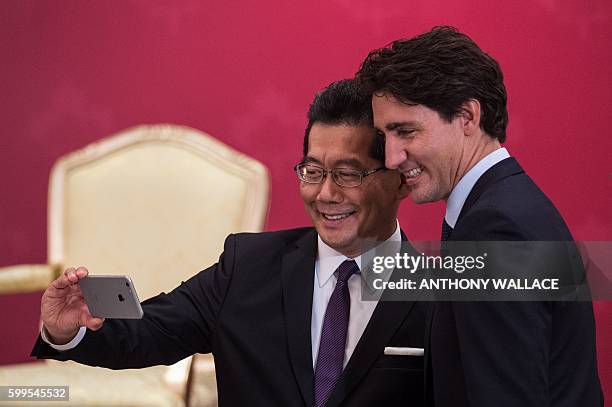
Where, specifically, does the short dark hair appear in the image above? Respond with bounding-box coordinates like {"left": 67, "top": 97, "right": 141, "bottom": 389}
{"left": 303, "top": 79, "right": 384, "bottom": 163}
{"left": 357, "top": 26, "right": 508, "bottom": 142}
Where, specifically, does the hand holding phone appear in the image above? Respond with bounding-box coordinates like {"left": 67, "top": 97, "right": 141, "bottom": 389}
{"left": 41, "top": 266, "right": 105, "bottom": 345}
{"left": 41, "top": 267, "right": 143, "bottom": 345}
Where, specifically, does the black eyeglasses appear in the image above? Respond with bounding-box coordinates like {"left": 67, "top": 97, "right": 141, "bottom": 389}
{"left": 294, "top": 164, "right": 385, "bottom": 187}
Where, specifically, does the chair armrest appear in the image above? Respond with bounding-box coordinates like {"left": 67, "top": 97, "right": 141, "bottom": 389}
{"left": 185, "top": 354, "right": 217, "bottom": 406}
{"left": 0, "top": 264, "right": 56, "bottom": 294}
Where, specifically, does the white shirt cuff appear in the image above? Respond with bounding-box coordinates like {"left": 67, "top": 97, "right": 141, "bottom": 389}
{"left": 41, "top": 326, "right": 86, "bottom": 351}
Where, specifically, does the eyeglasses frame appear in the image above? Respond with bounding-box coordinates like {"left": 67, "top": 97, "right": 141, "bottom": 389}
{"left": 293, "top": 163, "right": 386, "bottom": 188}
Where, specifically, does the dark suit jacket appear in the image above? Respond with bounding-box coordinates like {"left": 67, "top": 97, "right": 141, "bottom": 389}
{"left": 426, "top": 157, "right": 603, "bottom": 407}
{"left": 32, "top": 227, "right": 427, "bottom": 407}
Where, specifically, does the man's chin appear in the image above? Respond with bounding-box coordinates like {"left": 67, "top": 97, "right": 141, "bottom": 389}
{"left": 410, "top": 192, "right": 430, "bottom": 204}
{"left": 318, "top": 233, "right": 355, "bottom": 253}
{"left": 410, "top": 186, "right": 441, "bottom": 204}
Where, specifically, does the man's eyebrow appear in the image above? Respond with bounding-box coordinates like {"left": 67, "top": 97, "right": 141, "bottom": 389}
{"left": 385, "top": 121, "right": 426, "bottom": 131}
{"left": 302, "top": 157, "right": 323, "bottom": 165}
{"left": 385, "top": 121, "right": 416, "bottom": 131}
{"left": 301, "top": 157, "right": 365, "bottom": 168}
{"left": 334, "top": 158, "right": 365, "bottom": 168}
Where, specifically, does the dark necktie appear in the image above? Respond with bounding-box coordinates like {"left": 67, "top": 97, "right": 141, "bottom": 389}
{"left": 441, "top": 218, "right": 453, "bottom": 241}
{"left": 314, "top": 259, "right": 359, "bottom": 407}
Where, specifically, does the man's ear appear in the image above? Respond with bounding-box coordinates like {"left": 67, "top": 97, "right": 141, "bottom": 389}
{"left": 459, "top": 99, "right": 481, "bottom": 136}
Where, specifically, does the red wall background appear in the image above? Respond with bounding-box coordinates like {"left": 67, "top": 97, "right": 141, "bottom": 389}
{"left": 1, "top": 0, "right": 610, "bottom": 401}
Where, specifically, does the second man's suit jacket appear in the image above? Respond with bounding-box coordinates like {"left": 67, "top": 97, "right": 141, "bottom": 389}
{"left": 32, "top": 227, "right": 427, "bottom": 407}
{"left": 426, "top": 157, "right": 603, "bottom": 407}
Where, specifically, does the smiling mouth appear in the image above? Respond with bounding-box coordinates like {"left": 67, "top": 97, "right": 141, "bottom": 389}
{"left": 319, "top": 211, "right": 356, "bottom": 221}
{"left": 404, "top": 166, "right": 423, "bottom": 179}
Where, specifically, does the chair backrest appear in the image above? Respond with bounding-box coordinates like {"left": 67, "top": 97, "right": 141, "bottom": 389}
{"left": 47, "top": 124, "right": 269, "bottom": 300}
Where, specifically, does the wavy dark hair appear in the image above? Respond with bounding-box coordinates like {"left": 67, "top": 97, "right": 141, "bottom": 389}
{"left": 356, "top": 26, "right": 508, "bottom": 142}
{"left": 303, "top": 79, "right": 384, "bottom": 163}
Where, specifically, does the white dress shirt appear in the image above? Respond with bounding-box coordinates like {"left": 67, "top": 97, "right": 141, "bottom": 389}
{"left": 43, "top": 221, "right": 403, "bottom": 363}
{"left": 41, "top": 324, "right": 86, "bottom": 350}
{"left": 445, "top": 147, "right": 510, "bottom": 228}
{"left": 311, "top": 220, "right": 401, "bottom": 368}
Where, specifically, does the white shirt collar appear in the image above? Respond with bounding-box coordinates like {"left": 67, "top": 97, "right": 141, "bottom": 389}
{"left": 316, "top": 219, "right": 402, "bottom": 287}
{"left": 445, "top": 147, "right": 510, "bottom": 228}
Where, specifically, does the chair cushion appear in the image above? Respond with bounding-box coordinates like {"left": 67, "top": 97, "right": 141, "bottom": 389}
{"left": 0, "top": 360, "right": 187, "bottom": 406}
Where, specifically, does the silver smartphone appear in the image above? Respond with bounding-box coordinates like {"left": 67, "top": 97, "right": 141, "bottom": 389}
{"left": 79, "top": 275, "right": 144, "bottom": 319}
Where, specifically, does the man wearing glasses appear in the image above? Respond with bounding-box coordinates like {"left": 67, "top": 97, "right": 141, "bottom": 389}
{"left": 32, "top": 79, "right": 427, "bottom": 407}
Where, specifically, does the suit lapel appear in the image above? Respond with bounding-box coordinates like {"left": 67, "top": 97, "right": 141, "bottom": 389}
{"left": 325, "top": 230, "right": 417, "bottom": 407}
{"left": 424, "top": 157, "right": 525, "bottom": 402}
{"left": 326, "top": 300, "right": 416, "bottom": 407}
{"left": 457, "top": 157, "right": 524, "bottom": 225}
{"left": 281, "top": 229, "right": 318, "bottom": 407}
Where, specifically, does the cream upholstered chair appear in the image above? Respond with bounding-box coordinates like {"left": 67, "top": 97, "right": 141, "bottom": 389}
{"left": 0, "top": 124, "right": 269, "bottom": 406}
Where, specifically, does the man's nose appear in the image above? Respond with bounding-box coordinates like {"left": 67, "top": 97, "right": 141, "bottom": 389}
{"left": 317, "top": 173, "right": 343, "bottom": 203}
{"left": 385, "top": 136, "right": 408, "bottom": 170}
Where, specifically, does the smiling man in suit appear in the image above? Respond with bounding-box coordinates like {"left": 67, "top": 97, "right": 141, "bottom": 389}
{"left": 32, "top": 79, "right": 427, "bottom": 407}
{"left": 357, "top": 26, "right": 603, "bottom": 406}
